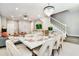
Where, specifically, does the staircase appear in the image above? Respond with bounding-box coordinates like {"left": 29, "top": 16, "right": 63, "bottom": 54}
{"left": 50, "top": 17, "right": 67, "bottom": 39}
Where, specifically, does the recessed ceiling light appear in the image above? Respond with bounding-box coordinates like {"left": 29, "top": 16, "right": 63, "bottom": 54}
{"left": 16, "top": 8, "right": 19, "bottom": 10}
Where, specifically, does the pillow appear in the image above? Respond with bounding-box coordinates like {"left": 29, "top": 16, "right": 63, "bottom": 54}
{"left": 2, "top": 32, "right": 8, "bottom": 37}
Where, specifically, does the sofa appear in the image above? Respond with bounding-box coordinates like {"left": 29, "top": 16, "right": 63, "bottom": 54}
{"left": 0, "top": 37, "right": 6, "bottom": 47}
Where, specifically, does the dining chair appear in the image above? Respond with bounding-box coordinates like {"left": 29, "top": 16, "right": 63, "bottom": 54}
{"left": 33, "top": 38, "right": 55, "bottom": 56}
{"left": 6, "top": 40, "right": 32, "bottom": 56}
{"left": 48, "top": 32, "right": 65, "bottom": 56}
{"left": 53, "top": 34, "right": 63, "bottom": 55}
{"left": 60, "top": 34, "right": 66, "bottom": 48}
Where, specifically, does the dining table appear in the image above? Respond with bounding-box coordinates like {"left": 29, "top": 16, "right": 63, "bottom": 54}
{"left": 8, "top": 31, "right": 64, "bottom": 49}
{"left": 18, "top": 36, "right": 56, "bottom": 49}
{"left": 8, "top": 31, "right": 65, "bottom": 55}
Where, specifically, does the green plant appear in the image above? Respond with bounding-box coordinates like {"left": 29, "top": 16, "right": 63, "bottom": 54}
{"left": 36, "top": 24, "right": 42, "bottom": 29}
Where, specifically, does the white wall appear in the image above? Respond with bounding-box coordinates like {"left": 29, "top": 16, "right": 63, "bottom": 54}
{"left": 1, "top": 16, "right": 7, "bottom": 28}
{"left": 52, "top": 7, "right": 79, "bottom": 37}
{"left": 0, "top": 16, "right": 1, "bottom": 32}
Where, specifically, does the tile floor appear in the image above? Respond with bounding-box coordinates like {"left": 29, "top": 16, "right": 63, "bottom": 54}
{"left": 59, "top": 42, "right": 79, "bottom": 56}
{"left": 0, "top": 47, "right": 8, "bottom": 56}
{"left": 0, "top": 42, "right": 79, "bottom": 56}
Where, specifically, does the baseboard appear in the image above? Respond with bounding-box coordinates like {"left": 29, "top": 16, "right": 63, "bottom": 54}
{"left": 67, "top": 34, "right": 79, "bottom": 37}
{"left": 0, "top": 46, "right": 6, "bottom": 48}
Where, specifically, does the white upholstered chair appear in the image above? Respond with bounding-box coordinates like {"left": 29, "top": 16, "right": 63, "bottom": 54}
{"left": 53, "top": 34, "right": 64, "bottom": 55}
{"left": 33, "top": 38, "right": 55, "bottom": 56}
{"left": 6, "top": 40, "right": 32, "bottom": 56}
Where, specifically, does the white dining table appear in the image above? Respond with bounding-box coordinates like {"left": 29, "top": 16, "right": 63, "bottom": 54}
{"left": 18, "top": 36, "right": 56, "bottom": 49}
{"left": 8, "top": 31, "right": 65, "bottom": 50}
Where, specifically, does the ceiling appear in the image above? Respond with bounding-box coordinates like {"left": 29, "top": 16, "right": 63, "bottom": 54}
{"left": 0, "top": 3, "right": 79, "bottom": 17}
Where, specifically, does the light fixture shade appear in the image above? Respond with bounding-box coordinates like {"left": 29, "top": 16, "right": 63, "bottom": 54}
{"left": 43, "top": 6, "right": 55, "bottom": 17}
{"left": 23, "top": 14, "right": 28, "bottom": 18}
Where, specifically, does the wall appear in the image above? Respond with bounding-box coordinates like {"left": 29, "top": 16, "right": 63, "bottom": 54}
{"left": 1, "top": 16, "right": 7, "bottom": 28}
{"left": 52, "top": 7, "right": 79, "bottom": 37}
{"left": 0, "top": 16, "right": 1, "bottom": 32}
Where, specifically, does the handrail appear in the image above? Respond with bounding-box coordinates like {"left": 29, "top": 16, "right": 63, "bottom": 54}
{"left": 51, "top": 17, "right": 67, "bottom": 27}
{"left": 50, "top": 17, "right": 67, "bottom": 36}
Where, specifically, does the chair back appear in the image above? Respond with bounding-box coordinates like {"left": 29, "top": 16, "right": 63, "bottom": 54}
{"left": 38, "top": 38, "right": 55, "bottom": 56}
{"left": 54, "top": 35, "right": 61, "bottom": 49}
{"left": 6, "top": 40, "right": 21, "bottom": 56}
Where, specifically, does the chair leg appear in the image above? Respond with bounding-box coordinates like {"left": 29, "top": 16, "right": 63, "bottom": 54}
{"left": 57, "top": 47, "right": 61, "bottom": 55}
{"left": 52, "top": 49, "right": 58, "bottom": 56}
{"left": 32, "top": 52, "right": 37, "bottom": 56}
{"left": 60, "top": 44, "right": 62, "bottom": 48}
{"left": 52, "top": 49, "right": 54, "bottom": 56}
